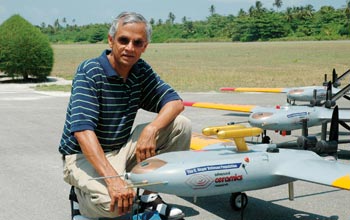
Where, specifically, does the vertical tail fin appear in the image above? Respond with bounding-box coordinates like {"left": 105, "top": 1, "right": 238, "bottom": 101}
{"left": 314, "top": 105, "right": 338, "bottom": 156}
{"left": 332, "top": 68, "right": 337, "bottom": 87}
{"left": 329, "top": 105, "right": 339, "bottom": 143}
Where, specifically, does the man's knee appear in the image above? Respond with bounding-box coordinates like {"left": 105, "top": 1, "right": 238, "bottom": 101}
{"left": 175, "top": 115, "right": 192, "bottom": 134}
{"left": 168, "top": 115, "right": 192, "bottom": 151}
{"left": 74, "top": 187, "right": 119, "bottom": 218}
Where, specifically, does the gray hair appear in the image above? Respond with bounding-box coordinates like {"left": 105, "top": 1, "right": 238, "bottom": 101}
{"left": 109, "top": 12, "right": 152, "bottom": 43}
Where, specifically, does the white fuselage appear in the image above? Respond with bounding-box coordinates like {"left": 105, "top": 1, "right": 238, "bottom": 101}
{"left": 128, "top": 144, "right": 298, "bottom": 197}
{"left": 248, "top": 105, "right": 350, "bottom": 132}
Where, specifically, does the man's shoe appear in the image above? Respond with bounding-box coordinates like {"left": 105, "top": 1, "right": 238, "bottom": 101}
{"left": 138, "top": 194, "right": 184, "bottom": 220}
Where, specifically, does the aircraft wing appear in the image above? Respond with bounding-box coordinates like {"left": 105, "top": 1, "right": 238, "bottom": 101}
{"left": 184, "top": 101, "right": 257, "bottom": 113}
{"left": 275, "top": 156, "right": 350, "bottom": 190}
{"left": 220, "top": 87, "right": 289, "bottom": 93}
{"left": 190, "top": 133, "right": 231, "bottom": 150}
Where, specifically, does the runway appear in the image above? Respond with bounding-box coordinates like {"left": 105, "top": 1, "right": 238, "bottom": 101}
{"left": 1, "top": 83, "right": 350, "bottom": 220}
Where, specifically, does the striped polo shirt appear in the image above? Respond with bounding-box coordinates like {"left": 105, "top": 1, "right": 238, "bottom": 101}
{"left": 58, "top": 50, "right": 181, "bottom": 155}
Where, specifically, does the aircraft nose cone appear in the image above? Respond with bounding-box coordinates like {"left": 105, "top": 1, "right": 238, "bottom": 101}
{"left": 289, "top": 89, "right": 304, "bottom": 95}
{"left": 250, "top": 112, "right": 273, "bottom": 120}
{"left": 131, "top": 158, "right": 167, "bottom": 174}
{"left": 249, "top": 112, "right": 274, "bottom": 128}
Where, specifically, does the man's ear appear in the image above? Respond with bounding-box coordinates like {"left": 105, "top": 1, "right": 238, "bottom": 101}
{"left": 108, "top": 35, "right": 114, "bottom": 48}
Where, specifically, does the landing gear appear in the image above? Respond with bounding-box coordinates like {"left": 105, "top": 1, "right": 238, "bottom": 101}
{"left": 230, "top": 192, "right": 248, "bottom": 211}
{"left": 262, "top": 135, "right": 271, "bottom": 144}
{"left": 262, "top": 130, "right": 270, "bottom": 144}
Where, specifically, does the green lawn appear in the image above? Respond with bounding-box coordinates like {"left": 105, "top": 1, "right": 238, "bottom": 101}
{"left": 51, "top": 41, "right": 350, "bottom": 92}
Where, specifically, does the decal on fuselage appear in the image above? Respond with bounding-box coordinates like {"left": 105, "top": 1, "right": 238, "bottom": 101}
{"left": 215, "top": 174, "right": 243, "bottom": 183}
{"left": 214, "top": 174, "right": 243, "bottom": 187}
{"left": 185, "top": 163, "right": 242, "bottom": 175}
{"left": 185, "top": 174, "right": 213, "bottom": 189}
{"left": 287, "top": 112, "right": 308, "bottom": 118}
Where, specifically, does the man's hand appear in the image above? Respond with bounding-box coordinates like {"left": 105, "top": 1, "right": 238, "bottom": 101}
{"left": 135, "top": 124, "right": 157, "bottom": 162}
{"left": 135, "top": 100, "right": 184, "bottom": 162}
{"left": 75, "top": 130, "right": 136, "bottom": 215}
{"left": 108, "top": 178, "right": 135, "bottom": 215}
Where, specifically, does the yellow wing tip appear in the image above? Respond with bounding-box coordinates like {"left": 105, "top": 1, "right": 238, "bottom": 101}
{"left": 332, "top": 175, "right": 350, "bottom": 190}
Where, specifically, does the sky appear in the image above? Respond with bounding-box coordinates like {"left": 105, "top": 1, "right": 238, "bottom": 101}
{"left": 0, "top": 0, "right": 348, "bottom": 26}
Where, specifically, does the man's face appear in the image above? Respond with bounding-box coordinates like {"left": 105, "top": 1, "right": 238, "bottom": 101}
{"left": 108, "top": 21, "right": 148, "bottom": 69}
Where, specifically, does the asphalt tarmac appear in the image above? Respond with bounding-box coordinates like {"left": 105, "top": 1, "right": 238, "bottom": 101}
{"left": 1, "top": 81, "right": 350, "bottom": 220}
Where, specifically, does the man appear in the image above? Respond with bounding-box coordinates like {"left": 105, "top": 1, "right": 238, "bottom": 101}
{"left": 59, "top": 12, "right": 191, "bottom": 220}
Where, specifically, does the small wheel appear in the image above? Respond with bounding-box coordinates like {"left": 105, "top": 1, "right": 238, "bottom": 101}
{"left": 230, "top": 192, "right": 248, "bottom": 211}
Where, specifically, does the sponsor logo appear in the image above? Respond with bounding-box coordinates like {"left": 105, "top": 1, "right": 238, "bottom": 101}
{"left": 287, "top": 112, "right": 308, "bottom": 118}
{"left": 185, "top": 163, "right": 242, "bottom": 175}
{"left": 215, "top": 174, "right": 243, "bottom": 183}
{"left": 185, "top": 174, "right": 213, "bottom": 189}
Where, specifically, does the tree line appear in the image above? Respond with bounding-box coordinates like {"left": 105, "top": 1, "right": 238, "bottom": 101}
{"left": 36, "top": 1, "right": 350, "bottom": 43}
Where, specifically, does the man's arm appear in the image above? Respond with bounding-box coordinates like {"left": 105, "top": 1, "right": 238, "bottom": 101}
{"left": 74, "top": 130, "right": 135, "bottom": 215}
{"left": 135, "top": 99, "right": 184, "bottom": 162}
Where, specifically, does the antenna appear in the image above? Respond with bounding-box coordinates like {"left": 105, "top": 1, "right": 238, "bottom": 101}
{"left": 323, "top": 74, "right": 328, "bottom": 86}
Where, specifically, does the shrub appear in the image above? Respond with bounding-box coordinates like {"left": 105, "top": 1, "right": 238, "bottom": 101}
{"left": 0, "top": 14, "right": 53, "bottom": 81}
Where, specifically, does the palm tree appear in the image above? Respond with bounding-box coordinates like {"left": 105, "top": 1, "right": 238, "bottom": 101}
{"left": 345, "top": 0, "right": 350, "bottom": 36}
{"left": 285, "top": 7, "right": 293, "bottom": 22}
{"left": 54, "top": 18, "right": 60, "bottom": 33}
{"left": 248, "top": 6, "right": 255, "bottom": 17}
{"left": 273, "top": 0, "right": 283, "bottom": 12}
{"left": 149, "top": 18, "right": 155, "bottom": 26}
{"left": 302, "top": 4, "right": 314, "bottom": 19}
{"left": 238, "top": 9, "right": 247, "bottom": 17}
{"left": 167, "top": 12, "right": 175, "bottom": 25}
{"left": 62, "top": 17, "right": 67, "bottom": 28}
{"left": 255, "top": 1, "right": 263, "bottom": 12}
{"left": 346, "top": 1, "right": 350, "bottom": 20}
{"left": 157, "top": 19, "right": 163, "bottom": 26}
{"left": 209, "top": 5, "right": 216, "bottom": 16}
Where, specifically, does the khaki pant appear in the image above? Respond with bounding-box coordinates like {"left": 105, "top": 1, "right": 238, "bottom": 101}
{"left": 63, "top": 115, "right": 191, "bottom": 218}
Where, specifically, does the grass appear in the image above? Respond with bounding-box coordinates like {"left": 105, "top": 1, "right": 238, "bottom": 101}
{"left": 34, "top": 84, "right": 71, "bottom": 92}
{"left": 50, "top": 41, "right": 350, "bottom": 92}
